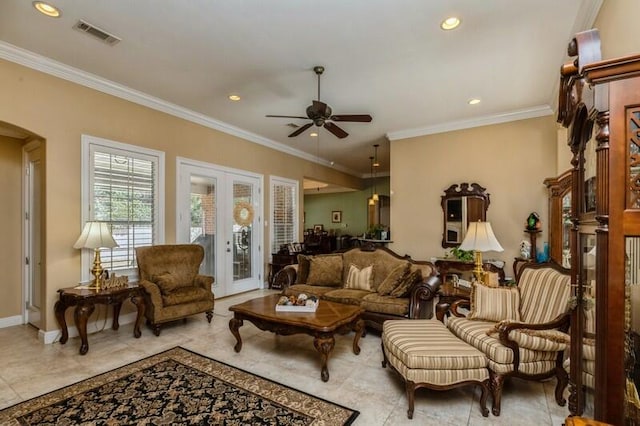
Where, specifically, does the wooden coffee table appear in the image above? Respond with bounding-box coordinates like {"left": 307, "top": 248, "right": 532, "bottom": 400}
{"left": 228, "top": 294, "right": 365, "bottom": 382}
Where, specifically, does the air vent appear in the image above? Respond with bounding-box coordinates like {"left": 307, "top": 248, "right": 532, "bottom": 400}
{"left": 73, "top": 20, "right": 121, "bottom": 46}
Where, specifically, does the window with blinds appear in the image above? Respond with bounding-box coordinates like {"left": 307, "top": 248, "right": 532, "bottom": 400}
{"left": 81, "top": 135, "right": 165, "bottom": 279}
{"left": 270, "top": 177, "right": 298, "bottom": 254}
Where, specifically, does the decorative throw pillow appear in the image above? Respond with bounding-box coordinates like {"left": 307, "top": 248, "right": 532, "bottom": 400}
{"left": 469, "top": 283, "right": 521, "bottom": 322}
{"left": 377, "top": 262, "right": 410, "bottom": 296}
{"left": 155, "top": 272, "right": 187, "bottom": 295}
{"left": 295, "top": 254, "right": 311, "bottom": 284}
{"left": 345, "top": 264, "right": 374, "bottom": 291}
{"left": 389, "top": 268, "right": 422, "bottom": 298}
{"left": 306, "top": 254, "right": 343, "bottom": 286}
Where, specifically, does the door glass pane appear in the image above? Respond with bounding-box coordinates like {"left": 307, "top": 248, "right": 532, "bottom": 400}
{"left": 233, "top": 181, "right": 253, "bottom": 281}
{"left": 626, "top": 237, "right": 640, "bottom": 423}
{"left": 190, "top": 176, "right": 215, "bottom": 277}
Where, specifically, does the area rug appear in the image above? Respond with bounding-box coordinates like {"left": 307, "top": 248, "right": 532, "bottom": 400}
{"left": 0, "top": 347, "right": 359, "bottom": 425}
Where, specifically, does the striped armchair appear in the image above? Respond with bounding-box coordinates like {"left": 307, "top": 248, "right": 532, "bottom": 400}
{"left": 444, "top": 262, "right": 571, "bottom": 416}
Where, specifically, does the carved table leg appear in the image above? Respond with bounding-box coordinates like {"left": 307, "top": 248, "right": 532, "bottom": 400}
{"left": 352, "top": 319, "right": 364, "bottom": 355}
{"left": 313, "top": 334, "right": 335, "bottom": 382}
{"left": 229, "top": 317, "right": 244, "bottom": 352}
{"left": 54, "top": 300, "right": 69, "bottom": 344}
{"left": 130, "top": 294, "right": 145, "bottom": 338}
{"left": 74, "top": 303, "right": 95, "bottom": 355}
{"left": 112, "top": 302, "right": 123, "bottom": 330}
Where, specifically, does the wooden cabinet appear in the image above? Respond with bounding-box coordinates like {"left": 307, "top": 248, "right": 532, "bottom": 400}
{"left": 558, "top": 29, "right": 640, "bottom": 425}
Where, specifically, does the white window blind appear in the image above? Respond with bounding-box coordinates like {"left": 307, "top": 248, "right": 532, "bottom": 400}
{"left": 270, "top": 177, "right": 298, "bottom": 254}
{"left": 81, "top": 135, "right": 164, "bottom": 279}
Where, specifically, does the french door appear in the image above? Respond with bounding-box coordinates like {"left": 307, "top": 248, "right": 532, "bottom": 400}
{"left": 177, "top": 158, "right": 262, "bottom": 297}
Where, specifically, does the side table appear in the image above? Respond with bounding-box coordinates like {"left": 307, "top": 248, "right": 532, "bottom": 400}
{"left": 54, "top": 283, "right": 145, "bottom": 355}
{"left": 436, "top": 282, "right": 471, "bottom": 322}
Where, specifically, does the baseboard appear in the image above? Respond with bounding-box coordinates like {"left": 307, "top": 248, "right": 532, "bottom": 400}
{"left": 0, "top": 315, "right": 23, "bottom": 328}
{"left": 40, "top": 311, "right": 139, "bottom": 344}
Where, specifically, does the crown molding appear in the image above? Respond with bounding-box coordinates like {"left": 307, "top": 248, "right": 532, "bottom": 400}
{"left": 0, "top": 41, "right": 359, "bottom": 176}
{"left": 386, "top": 105, "right": 553, "bottom": 141}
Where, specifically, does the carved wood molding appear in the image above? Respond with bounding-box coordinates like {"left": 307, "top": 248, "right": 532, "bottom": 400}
{"left": 441, "top": 182, "right": 490, "bottom": 208}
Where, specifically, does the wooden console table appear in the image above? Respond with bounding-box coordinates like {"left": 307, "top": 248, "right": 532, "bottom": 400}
{"left": 54, "top": 284, "right": 145, "bottom": 355}
{"left": 435, "top": 258, "right": 506, "bottom": 283}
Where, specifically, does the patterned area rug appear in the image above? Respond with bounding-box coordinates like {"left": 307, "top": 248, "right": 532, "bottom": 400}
{"left": 0, "top": 347, "right": 359, "bottom": 425}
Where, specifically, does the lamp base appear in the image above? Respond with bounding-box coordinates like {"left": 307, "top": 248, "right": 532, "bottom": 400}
{"left": 89, "top": 249, "right": 104, "bottom": 291}
{"left": 472, "top": 250, "right": 486, "bottom": 284}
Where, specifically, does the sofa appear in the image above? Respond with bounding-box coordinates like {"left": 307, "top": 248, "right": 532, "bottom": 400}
{"left": 274, "top": 246, "right": 440, "bottom": 332}
{"left": 136, "top": 244, "right": 215, "bottom": 336}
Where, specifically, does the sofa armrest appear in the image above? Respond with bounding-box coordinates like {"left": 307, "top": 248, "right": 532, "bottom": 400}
{"left": 194, "top": 274, "right": 214, "bottom": 290}
{"left": 497, "top": 312, "right": 571, "bottom": 371}
{"left": 273, "top": 266, "right": 297, "bottom": 290}
{"left": 139, "top": 279, "right": 163, "bottom": 308}
{"left": 408, "top": 275, "right": 440, "bottom": 319}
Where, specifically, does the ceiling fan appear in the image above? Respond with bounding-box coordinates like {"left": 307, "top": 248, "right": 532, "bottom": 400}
{"left": 266, "top": 66, "right": 372, "bottom": 139}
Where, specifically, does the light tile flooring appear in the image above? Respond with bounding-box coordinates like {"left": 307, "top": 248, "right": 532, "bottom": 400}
{"left": 0, "top": 289, "right": 574, "bottom": 425}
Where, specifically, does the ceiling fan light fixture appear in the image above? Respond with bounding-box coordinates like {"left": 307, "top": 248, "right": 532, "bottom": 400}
{"left": 468, "top": 98, "right": 481, "bottom": 105}
{"left": 310, "top": 132, "right": 318, "bottom": 137}
{"left": 33, "top": 1, "right": 61, "bottom": 17}
{"left": 228, "top": 94, "right": 241, "bottom": 101}
{"left": 441, "top": 17, "right": 461, "bottom": 30}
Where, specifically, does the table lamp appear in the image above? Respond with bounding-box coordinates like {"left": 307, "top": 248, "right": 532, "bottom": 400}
{"left": 458, "top": 221, "right": 504, "bottom": 284}
{"left": 73, "top": 221, "right": 119, "bottom": 290}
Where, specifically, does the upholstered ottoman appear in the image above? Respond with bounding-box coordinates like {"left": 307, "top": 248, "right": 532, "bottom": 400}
{"left": 382, "top": 319, "right": 490, "bottom": 419}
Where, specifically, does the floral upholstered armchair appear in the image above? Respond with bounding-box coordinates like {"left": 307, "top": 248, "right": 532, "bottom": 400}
{"left": 136, "top": 244, "right": 215, "bottom": 336}
{"left": 442, "top": 262, "right": 571, "bottom": 416}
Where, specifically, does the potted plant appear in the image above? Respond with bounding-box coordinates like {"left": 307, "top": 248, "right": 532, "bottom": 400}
{"left": 447, "top": 246, "right": 474, "bottom": 262}
{"left": 367, "top": 224, "right": 385, "bottom": 239}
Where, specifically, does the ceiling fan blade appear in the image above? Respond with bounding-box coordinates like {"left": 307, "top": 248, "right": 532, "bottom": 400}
{"left": 266, "top": 114, "right": 309, "bottom": 120}
{"left": 288, "top": 122, "right": 314, "bottom": 137}
{"left": 324, "top": 122, "right": 348, "bottom": 139}
{"left": 330, "top": 114, "right": 372, "bottom": 122}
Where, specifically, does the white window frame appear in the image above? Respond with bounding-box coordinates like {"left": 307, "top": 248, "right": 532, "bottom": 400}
{"left": 79, "top": 134, "right": 165, "bottom": 281}
{"left": 269, "top": 176, "right": 299, "bottom": 255}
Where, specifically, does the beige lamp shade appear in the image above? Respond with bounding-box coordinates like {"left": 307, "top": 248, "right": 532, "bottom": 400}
{"left": 73, "top": 221, "right": 119, "bottom": 250}
{"left": 459, "top": 221, "right": 504, "bottom": 253}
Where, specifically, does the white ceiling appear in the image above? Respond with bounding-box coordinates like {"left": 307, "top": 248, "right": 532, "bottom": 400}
{"left": 0, "top": 0, "right": 601, "bottom": 176}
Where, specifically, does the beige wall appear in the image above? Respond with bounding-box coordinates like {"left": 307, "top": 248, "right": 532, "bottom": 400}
{"left": 0, "top": 58, "right": 360, "bottom": 331}
{"left": 595, "top": 0, "right": 640, "bottom": 59}
{"left": 0, "top": 135, "right": 23, "bottom": 319}
{"left": 390, "top": 116, "right": 558, "bottom": 277}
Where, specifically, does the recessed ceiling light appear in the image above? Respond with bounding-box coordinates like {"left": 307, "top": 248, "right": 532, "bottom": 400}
{"left": 310, "top": 132, "right": 318, "bottom": 137}
{"left": 468, "top": 98, "right": 481, "bottom": 105}
{"left": 441, "top": 17, "right": 460, "bottom": 30}
{"left": 228, "top": 94, "right": 241, "bottom": 101}
{"left": 33, "top": 1, "right": 61, "bottom": 17}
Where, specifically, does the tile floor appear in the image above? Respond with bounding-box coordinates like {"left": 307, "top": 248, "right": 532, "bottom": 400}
{"left": 0, "top": 289, "right": 576, "bottom": 425}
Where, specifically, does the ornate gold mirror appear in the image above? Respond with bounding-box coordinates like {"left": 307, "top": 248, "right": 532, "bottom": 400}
{"left": 441, "top": 183, "right": 490, "bottom": 248}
